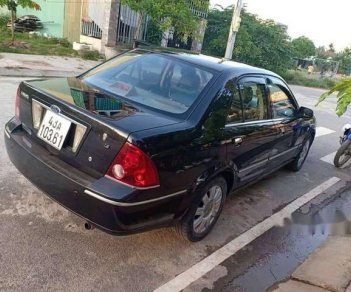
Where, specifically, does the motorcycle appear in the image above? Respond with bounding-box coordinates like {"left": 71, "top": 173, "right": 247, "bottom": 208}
{"left": 334, "top": 124, "right": 351, "bottom": 167}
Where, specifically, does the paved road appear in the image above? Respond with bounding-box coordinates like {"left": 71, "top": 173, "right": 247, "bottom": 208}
{"left": 0, "top": 80, "right": 350, "bottom": 291}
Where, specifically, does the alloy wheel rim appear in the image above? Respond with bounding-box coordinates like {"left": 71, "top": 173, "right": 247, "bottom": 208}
{"left": 193, "top": 185, "right": 223, "bottom": 234}
{"left": 298, "top": 140, "right": 310, "bottom": 167}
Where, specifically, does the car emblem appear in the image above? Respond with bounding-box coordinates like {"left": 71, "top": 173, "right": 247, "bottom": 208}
{"left": 50, "top": 104, "right": 61, "bottom": 114}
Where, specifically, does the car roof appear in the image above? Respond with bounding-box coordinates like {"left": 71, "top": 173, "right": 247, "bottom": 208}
{"left": 135, "top": 49, "right": 280, "bottom": 78}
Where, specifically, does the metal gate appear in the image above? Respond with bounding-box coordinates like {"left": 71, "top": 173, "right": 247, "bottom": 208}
{"left": 116, "top": 3, "right": 148, "bottom": 44}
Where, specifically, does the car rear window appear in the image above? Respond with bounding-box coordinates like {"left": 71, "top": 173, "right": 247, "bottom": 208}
{"left": 81, "top": 52, "right": 214, "bottom": 114}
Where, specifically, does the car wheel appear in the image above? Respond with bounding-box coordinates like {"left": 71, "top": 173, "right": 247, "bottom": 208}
{"left": 286, "top": 136, "right": 312, "bottom": 172}
{"left": 176, "top": 176, "right": 227, "bottom": 242}
{"left": 334, "top": 139, "right": 351, "bottom": 167}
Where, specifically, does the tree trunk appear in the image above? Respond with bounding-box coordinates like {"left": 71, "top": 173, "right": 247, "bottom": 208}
{"left": 10, "top": 9, "right": 15, "bottom": 44}
{"left": 161, "top": 29, "right": 170, "bottom": 48}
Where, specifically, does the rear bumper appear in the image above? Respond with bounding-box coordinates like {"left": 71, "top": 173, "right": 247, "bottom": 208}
{"left": 4, "top": 117, "right": 187, "bottom": 234}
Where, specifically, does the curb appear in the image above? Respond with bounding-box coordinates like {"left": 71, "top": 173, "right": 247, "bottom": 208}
{"left": 0, "top": 69, "right": 84, "bottom": 78}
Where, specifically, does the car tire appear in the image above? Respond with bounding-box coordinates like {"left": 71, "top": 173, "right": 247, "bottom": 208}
{"left": 176, "top": 176, "right": 227, "bottom": 242}
{"left": 286, "top": 135, "right": 312, "bottom": 172}
{"left": 334, "top": 139, "right": 351, "bottom": 167}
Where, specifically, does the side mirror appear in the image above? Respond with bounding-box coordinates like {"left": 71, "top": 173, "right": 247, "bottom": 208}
{"left": 297, "top": 106, "right": 314, "bottom": 119}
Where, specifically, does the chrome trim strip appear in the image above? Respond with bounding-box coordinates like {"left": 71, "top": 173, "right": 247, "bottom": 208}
{"left": 104, "top": 175, "right": 160, "bottom": 190}
{"left": 225, "top": 117, "right": 297, "bottom": 128}
{"left": 33, "top": 99, "right": 88, "bottom": 152}
{"left": 33, "top": 99, "right": 87, "bottom": 130}
{"left": 5, "top": 128, "right": 10, "bottom": 139}
{"left": 269, "top": 145, "right": 300, "bottom": 160}
{"left": 32, "top": 93, "right": 128, "bottom": 139}
{"left": 239, "top": 159, "right": 268, "bottom": 174}
{"left": 225, "top": 119, "right": 274, "bottom": 128}
{"left": 83, "top": 189, "right": 187, "bottom": 207}
{"left": 272, "top": 118, "right": 286, "bottom": 122}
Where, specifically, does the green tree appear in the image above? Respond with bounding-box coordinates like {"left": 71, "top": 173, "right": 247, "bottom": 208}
{"left": 202, "top": 6, "right": 231, "bottom": 56}
{"left": 0, "top": 0, "right": 40, "bottom": 43}
{"left": 203, "top": 7, "right": 293, "bottom": 75}
{"left": 121, "top": 0, "right": 208, "bottom": 43}
{"left": 317, "top": 78, "right": 351, "bottom": 116}
{"left": 145, "top": 19, "right": 163, "bottom": 45}
{"left": 334, "top": 48, "right": 351, "bottom": 75}
{"left": 316, "top": 46, "right": 326, "bottom": 58}
{"left": 291, "top": 36, "right": 316, "bottom": 58}
{"left": 328, "top": 43, "right": 335, "bottom": 53}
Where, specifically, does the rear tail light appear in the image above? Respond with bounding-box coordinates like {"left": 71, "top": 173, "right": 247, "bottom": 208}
{"left": 32, "top": 99, "right": 44, "bottom": 129}
{"left": 15, "top": 87, "right": 20, "bottom": 119}
{"left": 106, "top": 142, "right": 160, "bottom": 188}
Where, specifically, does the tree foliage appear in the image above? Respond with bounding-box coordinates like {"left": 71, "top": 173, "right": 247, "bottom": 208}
{"left": 203, "top": 7, "right": 293, "bottom": 75}
{"left": 121, "top": 0, "right": 208, "bottom": 41}
{"left": 0, "top": 0, "right": 40, "bottom": 42}
{"left": 145, "top": 19, "right": 163, "bottom": 45}
{"left": 291, "top": 36, "right": 316, "bottom": 58}
{"left": 317, "top": 78, "right": 351, "bottom": 116}
{"left": 334, "top": 48, "right": 351, "bottom": 75}
{"left": 0, "top": 0, "right": 40, "bottom": 11}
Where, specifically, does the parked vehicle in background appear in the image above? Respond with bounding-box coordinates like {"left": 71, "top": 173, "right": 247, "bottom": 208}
{"left": 7, "top": 15, "right": 43, "bottom": 32}
{"left": 334, "top": 124, "right": 351, "bottom": 167}
{"left": 4, "top": 49, "right": 316, "bottom": 241}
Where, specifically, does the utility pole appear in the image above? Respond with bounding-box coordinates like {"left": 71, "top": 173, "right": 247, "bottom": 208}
{"left": 224, "top": 0, "right": 244, "bottom": 60}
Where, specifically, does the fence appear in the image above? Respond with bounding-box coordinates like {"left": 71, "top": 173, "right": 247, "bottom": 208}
{"left": 190, "top": 0, "right": 209, "bottom": 19}
{"left": 116, "top": 4, "right": 148, "bottom": 44}
{"left": 81, "top": 20, "right": 102, "bottom": 39}
{"left": 80, "top": 4, "right": 148, "bottom": 44}
{"left": 80, "top": 1, "right": 207, "bottom": 45}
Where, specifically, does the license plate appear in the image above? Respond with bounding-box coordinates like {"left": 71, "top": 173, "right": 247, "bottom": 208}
{"left": 37, "top": 110, "right": 71, "bottom": 150}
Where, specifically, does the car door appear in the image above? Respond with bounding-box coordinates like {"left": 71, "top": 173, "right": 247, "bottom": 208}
{"left": 223, "top": 76, "right": 277, "bottom": 186}
{"left": 266, "top": 77, "right": 302, "bottom": 168}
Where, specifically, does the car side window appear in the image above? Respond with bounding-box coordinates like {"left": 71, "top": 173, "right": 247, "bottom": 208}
{"left": 226, "top": 82, "right": 243, "bottom": 124}
{"left": 239, "top": 81, "right": 268, "bottom": 122}
{"left": 268, "top": 84, "right": 296, "bottom": 118}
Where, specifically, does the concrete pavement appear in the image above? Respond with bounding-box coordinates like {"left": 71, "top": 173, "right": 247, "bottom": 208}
{"left": 0, "top": 53, "right": 101, "bottom": 77}
{"left": 273, "top": 236, "right": 351, "bottom": 292}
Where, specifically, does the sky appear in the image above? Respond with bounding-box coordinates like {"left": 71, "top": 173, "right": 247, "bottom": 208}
{"left": 209, "top": 0, "right": 351, "bottom": 51}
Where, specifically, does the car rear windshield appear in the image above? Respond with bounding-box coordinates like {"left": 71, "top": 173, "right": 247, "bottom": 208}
{"left": 81, "top": 52, "right": 214, "bottom": 114}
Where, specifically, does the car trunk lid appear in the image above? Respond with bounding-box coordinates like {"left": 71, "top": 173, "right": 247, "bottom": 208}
{"left": 18, "top": 77, "right": 179, "bottom": 178}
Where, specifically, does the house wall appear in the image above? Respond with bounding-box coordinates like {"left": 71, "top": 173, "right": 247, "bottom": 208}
{"left": 191, "top": 18, "right": 207, "bottom": 53}
{"left": 63, "top": 0, "right": 82, "bottom": 42}
{"left": 17, "top": 0, "right": 65, "bottom": 38}
{"left": 80, "top": 35, "right": 102, "bottom": 51}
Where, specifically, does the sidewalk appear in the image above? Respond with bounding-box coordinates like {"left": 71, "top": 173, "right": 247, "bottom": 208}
{"left": 0, "top": 53, "right": 101, "bottom": 77}
{"left": 273, "top": 236, "right": 351, "bottom": 292}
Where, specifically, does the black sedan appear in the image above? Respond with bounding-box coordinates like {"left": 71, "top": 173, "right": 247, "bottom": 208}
{"left": 4, "top": 49, "right": 315, "bottom": 241}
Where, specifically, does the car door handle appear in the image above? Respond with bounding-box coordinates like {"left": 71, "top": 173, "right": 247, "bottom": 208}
{"left": 233, "top": 137, "right": 243, "bottom": 146}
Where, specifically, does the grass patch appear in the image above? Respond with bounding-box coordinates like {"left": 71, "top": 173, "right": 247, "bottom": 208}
{"left": 0, "top": 27, "right": 79, "bottom": 56}
{"left": 282, "top": 70, "right": 337, "bottom": 89}
{"left": 0, "top": 14, "right": 10, "bottom": 27}
{"left": 78, "top": 49, "right": 102, "bottom": 60}
{"left": 0, "top": 27, "right": 103, "bottom": 60}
